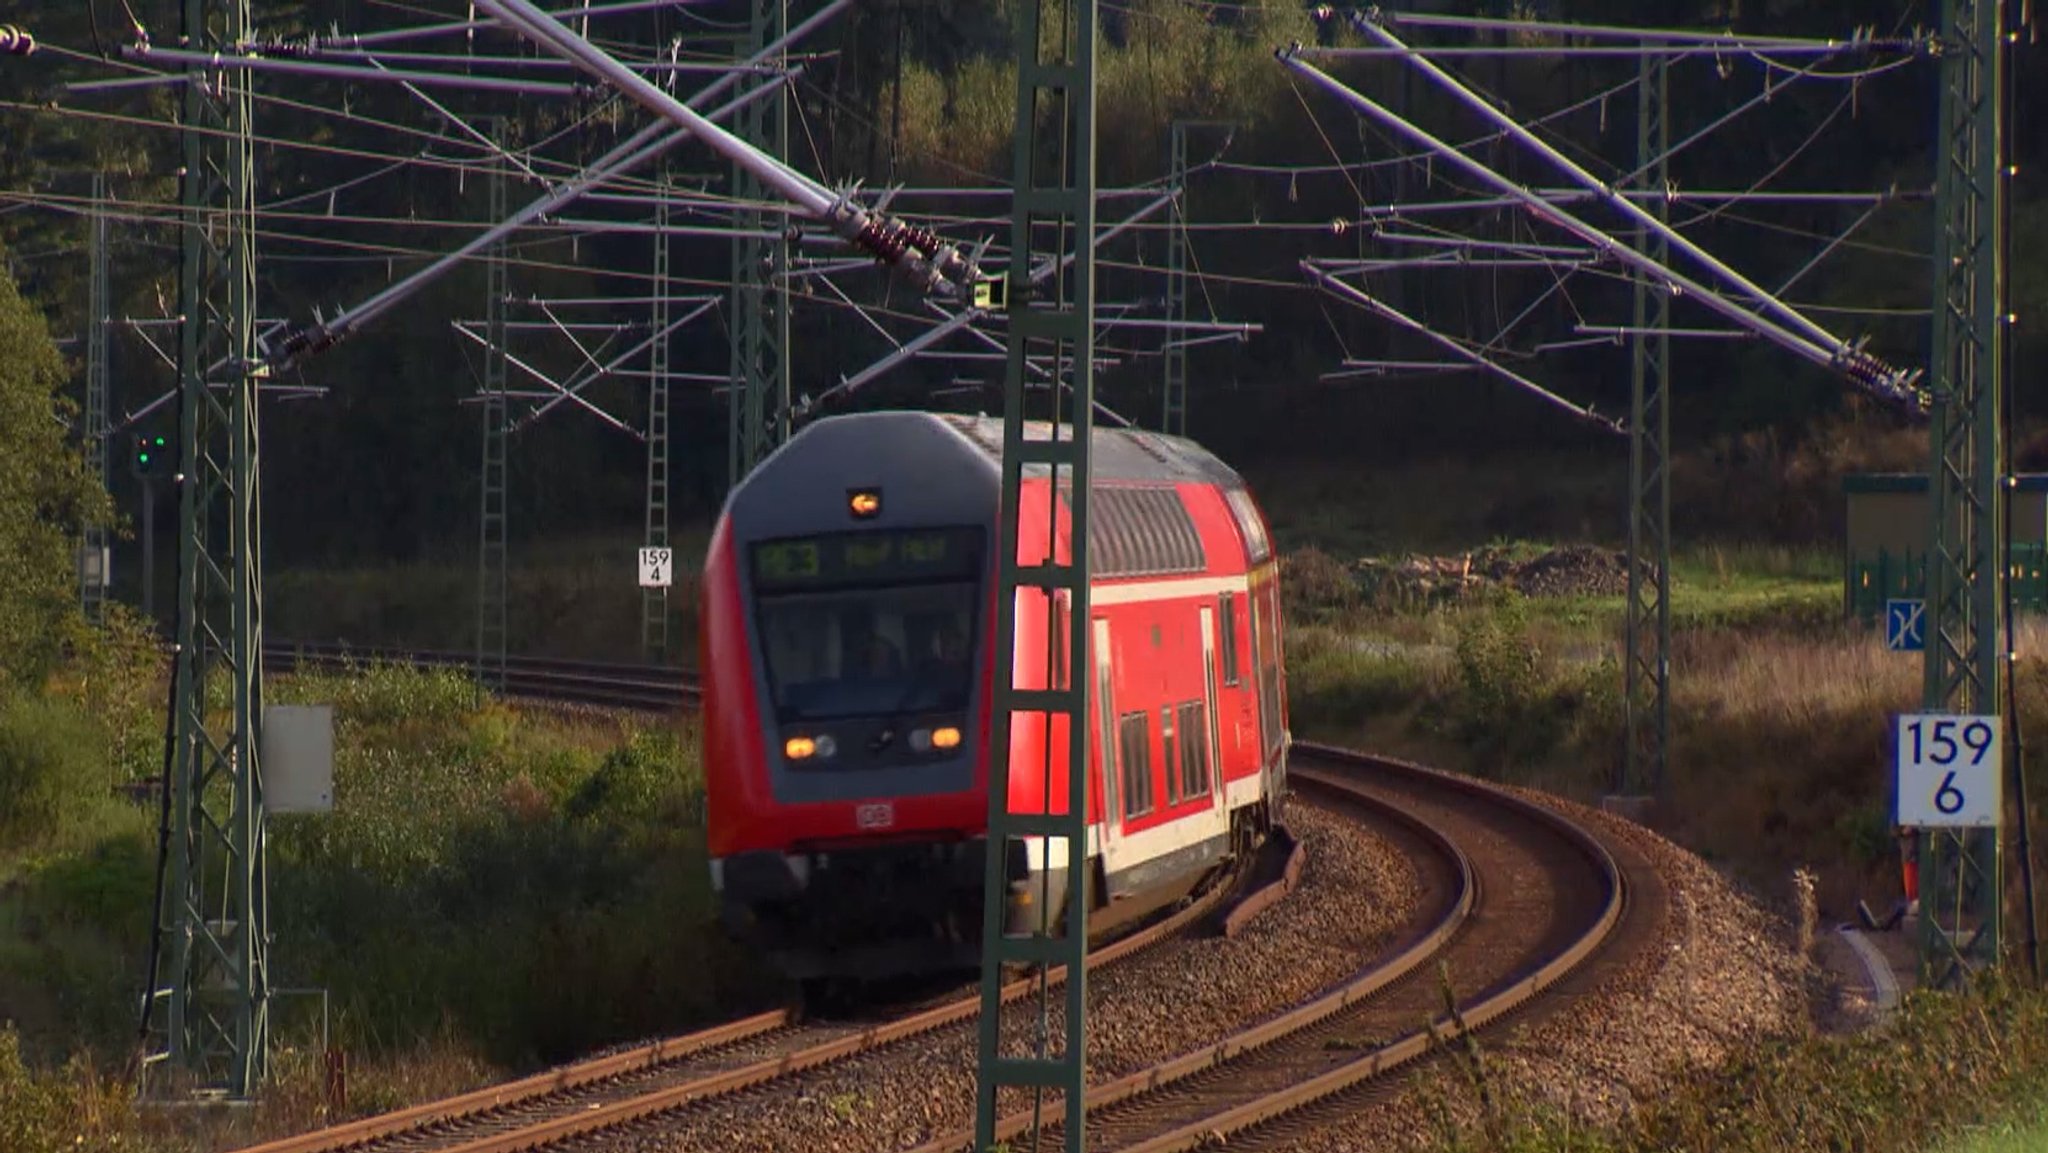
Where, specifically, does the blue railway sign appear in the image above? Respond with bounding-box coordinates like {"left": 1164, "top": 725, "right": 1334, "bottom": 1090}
{"left": 1887, "top": 598, "right": 1926, "bottom": 653}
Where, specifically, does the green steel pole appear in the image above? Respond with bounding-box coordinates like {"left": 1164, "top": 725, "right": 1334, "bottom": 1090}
{"left": 1919, "top": 0, "right": 2006, "bottom": 990}
{"left": 727, "top": 0, "right": 790, "bottom": 490}
{"left": 142, "top": 0, "right": 268, "bottom": 1098}
{"left": 477, "top": 132, "right": 510, "bottom": 698}
{"left": 83, "top": 173, "right": 110, "bottom": 622}
{"left": 1622, "top": 54, "right": 1671, "bottom": 799}
{"left": 644, "top": 169, "right": 673, "bottom": 664}
{"left": 1164, "top": 121, "right": 1188, "bottom": 436}
{"left": 975, "top": 3, "right": 1097, "bottom": 1149}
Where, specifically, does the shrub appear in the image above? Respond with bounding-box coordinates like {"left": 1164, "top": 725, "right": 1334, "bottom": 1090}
{"left": 0, "top": 1028, "right": 141, "bottom": 1153}
{"left": 1279, "top": 546, "right": 1360, "bottom": 624}
{"left": 1439, "top": 591, "right": 1563, "bottom": 766}
{"left": 0, "top": 692, "right": 112, "bottom": 848}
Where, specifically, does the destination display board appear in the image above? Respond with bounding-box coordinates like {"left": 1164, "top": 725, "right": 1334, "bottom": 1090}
{"left": 751, "top": 526, "right": 985, "bottom": 591}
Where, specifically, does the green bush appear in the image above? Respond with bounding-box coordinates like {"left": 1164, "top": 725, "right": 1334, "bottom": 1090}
{"left": 1279, "top": 547, "right": 1360, "bottom": 625}
{"left": 1437, "top": 592, "right": 1563, "bottom": 766}
{"left": 0, "top": 1027, "right": 144, "bottom": 1153}
{"left": 0, "top": 692, "right": 113, "bottom": 848}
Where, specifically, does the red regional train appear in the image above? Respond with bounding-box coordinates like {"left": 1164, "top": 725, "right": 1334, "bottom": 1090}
{"left": 700, "top": 410, "right": 1290, "bottom": 984}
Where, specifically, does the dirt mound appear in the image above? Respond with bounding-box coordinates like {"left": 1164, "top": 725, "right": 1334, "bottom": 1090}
{"left": 1507, "top": 544, "right": 1642, "bottom": 598}
{"left": 1349, "top": 544, "right": 1648, "bottom": 604}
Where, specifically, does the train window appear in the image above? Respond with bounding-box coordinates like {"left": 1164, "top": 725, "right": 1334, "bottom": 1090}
{"left": 1177, "top": 700, "right": 1211, "bottom": 798}
{"left": 1049, "top": 590, "right": 1070, "bottom": 690}
{"left": 1160, "top": 705, "right": 1179, "bottom": 805}
{"left": 1223, "top": 488, "right": 1272, "bottom": 563}
{"left": 1219, "top": 593, "right": 1241, "bottom": 687}
{"left": 1094, "top": 618, "right": 1117, "bottom": 819}
{"left": 754, "top": 582, "right": 979, "bottom": 722}
{"left": 1117, "top": 711, "right": 1153, "bottom": 819}
{"left": 1078, "top": 487, "right": 1207, "bottom": 578}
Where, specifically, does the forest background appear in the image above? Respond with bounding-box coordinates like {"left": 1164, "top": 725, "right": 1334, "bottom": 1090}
{"left": 2, "top": 0, "right": 2041, "bottom": 603}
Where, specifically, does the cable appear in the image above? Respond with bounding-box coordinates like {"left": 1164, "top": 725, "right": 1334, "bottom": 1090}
{"left": 1995, "top": 0, "right": 2038, "bottom": 983}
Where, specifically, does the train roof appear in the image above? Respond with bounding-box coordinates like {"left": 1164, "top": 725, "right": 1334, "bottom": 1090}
{"left": 724, "top": 410, "right": 1270, "bottom": 576}
{"left": 928, "top": 413, "right": 1246, "bottom": 488}
{"left": 756, "top": 410, "right": 1244, "bottom": 489}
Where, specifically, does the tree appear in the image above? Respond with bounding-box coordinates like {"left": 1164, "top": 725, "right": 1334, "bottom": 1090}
{"left": 0, "top": 248, "right": 112, "bottom": 688}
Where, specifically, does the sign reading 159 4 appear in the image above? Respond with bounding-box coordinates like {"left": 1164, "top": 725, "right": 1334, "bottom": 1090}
{"left": 1894, "top": 713, "right": 2002, "bottom": 828}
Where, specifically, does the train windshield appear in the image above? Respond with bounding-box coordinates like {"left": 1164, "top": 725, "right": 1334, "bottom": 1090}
{"left": 748, "top": 527, "right": 985, "bottom": 723}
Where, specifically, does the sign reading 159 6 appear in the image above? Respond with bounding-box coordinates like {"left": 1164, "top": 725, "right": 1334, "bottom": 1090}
{"left": 1894, "top": 713, "right": 2002, "bottom": 828}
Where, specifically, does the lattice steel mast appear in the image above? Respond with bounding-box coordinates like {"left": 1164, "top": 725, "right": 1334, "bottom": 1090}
{"left": 1164, "top": 121, "right": 1190, "bottom": 436}
{"left": 975, "top": 0, "right": 1097, "bottom": 1148}
{"left": 728, "top": 0, "right": 791, "bottom": 488}
{"left": 1919, "top": 0, "right": 2007, "bottom": 990}
{"left": 82, "top": 173, "right": 111, "bottom": 622}
{"left": 140, "top": 0, "right": 268, "bottom": 1099}
{"left": 477, "top": 131, "right": 511, "bottom": 695}
{"left": 643, "top": 169, "right": 673, "bottom": 663}
{"left": 1622, "top": 54, "right": 1672, "bottom": 800}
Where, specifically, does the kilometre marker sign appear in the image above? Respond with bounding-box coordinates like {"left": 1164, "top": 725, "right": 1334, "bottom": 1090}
{"left": 1895, "top": 713, "right": 2001, "bottom": 828}
{"left": 638, "top": 547, "right": 673, "bottom": 589}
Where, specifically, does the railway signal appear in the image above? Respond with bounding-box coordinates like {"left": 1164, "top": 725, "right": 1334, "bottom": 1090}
{"left": 132, "top": 432, "right": 168, "bottom": 478}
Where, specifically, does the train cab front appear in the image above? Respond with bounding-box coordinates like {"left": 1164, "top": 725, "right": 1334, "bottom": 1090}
{"left": 701, "top": 416, "right": 1018, "bottom": 983}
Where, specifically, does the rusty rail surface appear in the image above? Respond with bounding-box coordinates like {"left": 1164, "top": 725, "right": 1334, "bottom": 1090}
{"left": 230, "top": 845, "right": 1262, "bottom": 1153}
{"left": 243, "top": 646, "right": 1564, "bottom": 1153}
{"left": 262, "top": 640, "right": 697, "bottom": 711}
{"left": 906, "top": 741, "right": 1627, "bottom": 1153}
{"left": 229, "top": 640, "right": 1285, "bottom": 1153}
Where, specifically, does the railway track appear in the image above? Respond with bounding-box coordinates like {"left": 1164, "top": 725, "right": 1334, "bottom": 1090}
{"left": 248, "top": 644, "right": 1641, "bottom": 1153}
{"left": 905, "top": 742, "right": 1629, "bottom": 1153}
{"left": 228, "top": 859, "right": 1262, "bottom": 1153}
{"left": 260, "top": 640, "right": 695, "bottom": 711}
{"left": 237, "top": 642, "right": 1305, "bottom": 1153}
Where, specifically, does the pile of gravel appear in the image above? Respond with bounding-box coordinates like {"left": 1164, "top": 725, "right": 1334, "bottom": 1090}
{"left": 596, "top": 802, "right": 1420, "bottom": 1153}
{"left": 1276, "top": 790, "right": 1815, "bottom": 1153}
{"left": 1346, "top": 544, "right": 1652, "bottom": 607}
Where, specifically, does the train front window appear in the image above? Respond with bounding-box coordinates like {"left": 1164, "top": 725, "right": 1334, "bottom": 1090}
{"left": 754, "top": 584, "right": 979, "bottom": 721}
{"left": 748, "top": 526, "right": 986, "bottom": 723}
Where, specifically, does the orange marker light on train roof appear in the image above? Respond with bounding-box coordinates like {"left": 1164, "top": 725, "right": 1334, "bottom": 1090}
{"left": 848, "top": 488, "right": 882, "bottom": 519}
{"left": 931, "top": 727, "right": 962, "bottom": 750}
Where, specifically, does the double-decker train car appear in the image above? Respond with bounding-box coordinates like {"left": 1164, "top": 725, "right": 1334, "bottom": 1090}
{"left": 700, "top": 410, "right": 1289, "bottom": 984}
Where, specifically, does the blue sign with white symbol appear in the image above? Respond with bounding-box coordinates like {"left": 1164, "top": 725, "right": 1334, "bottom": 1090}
{"left": 1886, "top": 598, "right": 1926, "bottom": 652}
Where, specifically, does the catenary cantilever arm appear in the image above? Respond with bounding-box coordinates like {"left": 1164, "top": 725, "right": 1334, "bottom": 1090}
{"left": 473, "top": 0, "right": 987, "bottom": 301}
{"left": 260, "top": 0, "right": 855, "bottom": 371}
{"left": 1275, "top": 43, "right": 1926, "bottom": 414}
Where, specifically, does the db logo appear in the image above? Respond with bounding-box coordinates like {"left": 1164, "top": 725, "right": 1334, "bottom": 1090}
{"left": 856, "top": 802, "right": 895, "bottom": 830}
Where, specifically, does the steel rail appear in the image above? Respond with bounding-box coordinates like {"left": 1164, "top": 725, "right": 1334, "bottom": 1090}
{"left": 228, "top": 854, "right": 1249, "bottom": 1153}
{"left": 907, "top": 742, "right": 1626, "bottom": 1153}
{"left": 234, "top": 640, "right": 1285, "bottom": 1153}
{"left": 222, "top": 1009, "right": 798, "bottom": 1153}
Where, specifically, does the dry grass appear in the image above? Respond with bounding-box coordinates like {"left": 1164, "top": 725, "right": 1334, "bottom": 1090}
{"left": 1287, "top": 593, "right": 2048, "bottom": 920}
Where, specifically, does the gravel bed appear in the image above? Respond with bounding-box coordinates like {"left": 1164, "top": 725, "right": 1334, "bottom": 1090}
{"left": 1270, "top": 787, "right": 1817, "bottom": 1153}
{"left": 595, "top": 800, "right": 1418, "bottom": 1152}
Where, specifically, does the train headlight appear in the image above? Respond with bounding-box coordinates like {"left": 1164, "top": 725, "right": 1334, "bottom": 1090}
{"left": 785, "top": 736, "right": 816, "bottom": 759}
{"left": 909, "top": 729, "right": 932, "bottom": 752}
{"left": 814, "top": 734, "right": 838, "bottom": 758}
{"left": 932, "top": 726, "right": 962, "bottom": 750}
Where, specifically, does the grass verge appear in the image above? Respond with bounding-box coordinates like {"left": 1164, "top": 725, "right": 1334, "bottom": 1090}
{"left": 1415, "top": 973, "right": 2048, "bottom": 1153}
{"left": 0, "top": 635, "right": 771, "bottom": 1153}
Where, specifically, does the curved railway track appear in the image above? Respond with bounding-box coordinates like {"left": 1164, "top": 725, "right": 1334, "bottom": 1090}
{"left": 903, "top": 741, "right": 1629, "bottom": 1153}
{"left": 229, "top": 862, "right": 1258, "bottom": 1153}
{"left": 261, "top": 641, "right": 694, "bottom": 711}
{"left": 247, "top": 644, "right": 1645, "bottom": 1153}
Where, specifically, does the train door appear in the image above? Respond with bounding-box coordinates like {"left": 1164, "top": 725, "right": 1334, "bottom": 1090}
{"left": 1245, "top": 574, "right": 1287, "bottom": 804}
{"left": 1199, "top": 604, "right": 1225, "bottom": 817}
{"left": 1244, "top": 577, "right": 1285, "bottom": 773}
{"left": 1092, "top": 616, "right": 1130, "bottom": 877}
